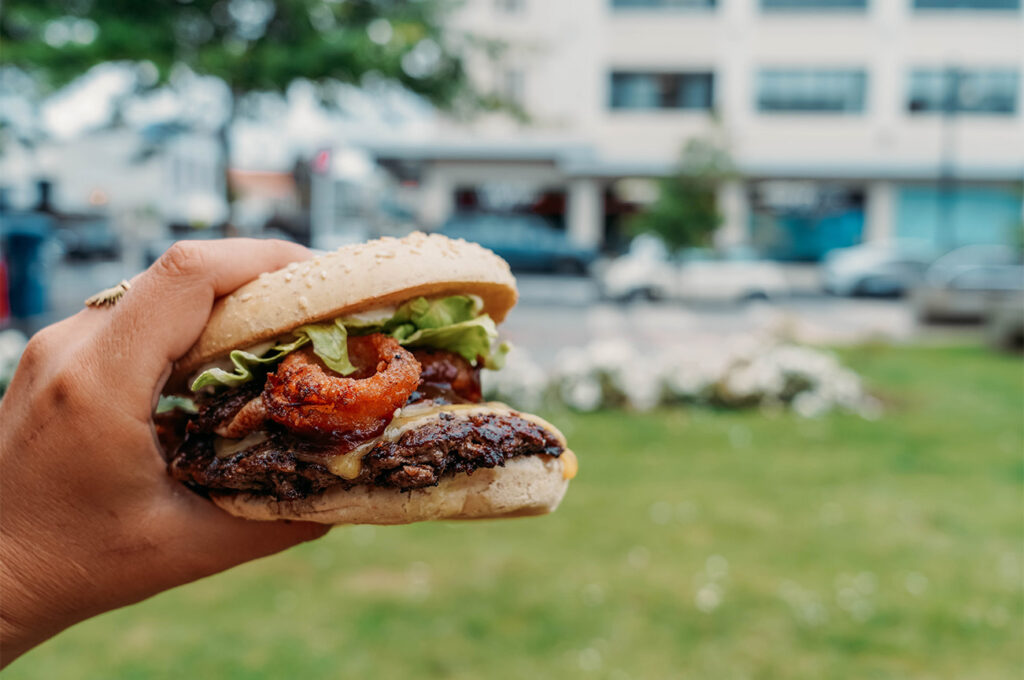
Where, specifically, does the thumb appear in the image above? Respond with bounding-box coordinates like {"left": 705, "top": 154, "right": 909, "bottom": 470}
{"left": 102, "top": 239, "right": 311, "bottom": 385}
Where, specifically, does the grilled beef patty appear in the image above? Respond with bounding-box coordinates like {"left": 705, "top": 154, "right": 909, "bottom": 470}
{"left": 169, "top": 411, "right": 564, "bottom": 500}
{"left": 168, "top": 348, "right": 560, "bottom": 500}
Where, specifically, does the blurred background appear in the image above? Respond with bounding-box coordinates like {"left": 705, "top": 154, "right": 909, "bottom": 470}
{"left": 1, "top": 1, "right": 1022, "bottom": 678}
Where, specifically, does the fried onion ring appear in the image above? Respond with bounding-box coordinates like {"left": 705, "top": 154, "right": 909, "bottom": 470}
{"left": 263, "top": 334, "right": 421, "bottom": 439}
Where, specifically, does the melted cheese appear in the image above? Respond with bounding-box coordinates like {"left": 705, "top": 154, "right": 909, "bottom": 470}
{"left": 560, "top": 449, "right": 578, "bottom": 480}
{"left": 326, "top": 449, "right": 364, "bottom": 479}
{"left": 214, "top": 431, "right": 269, "bottom": 458}
{"left": 341, "top": 306, "right": 397, "bottom": 325}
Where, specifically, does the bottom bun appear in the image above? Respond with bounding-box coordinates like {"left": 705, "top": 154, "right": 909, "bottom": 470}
{"left": 211, "top": 454, "right": 570, "bottom": 525}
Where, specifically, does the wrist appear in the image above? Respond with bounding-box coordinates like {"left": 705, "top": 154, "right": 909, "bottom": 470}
{"left": 0, "top": 539, "right": 56, "bottom": 668}
{"left": 0, "top": 472, "right": 88, "bottom": 667}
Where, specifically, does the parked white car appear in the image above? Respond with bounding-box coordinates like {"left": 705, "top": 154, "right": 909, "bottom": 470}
{"left": 599, "top": 235, "right": 675, "bottom": 301}
{"left": 600, "top": 237, "right": 788, "bottom": 303}
{"left": 912, "top": 245, "right": 1024, "bottom": 322}
{"left": 822, "top": 242, "right": 934, "bottom": 297}
{"left": 675, "top": 248, "right": 788, "bottom": 303}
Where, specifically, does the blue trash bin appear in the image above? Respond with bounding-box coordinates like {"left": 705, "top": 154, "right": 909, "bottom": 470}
{"left": 1, "top": 214, "right": 53, "bottom": 319}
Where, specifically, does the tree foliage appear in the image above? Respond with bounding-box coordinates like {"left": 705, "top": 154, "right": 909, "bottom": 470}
{"left": 0, "top": 0, "right": 476, "bottom": 108}
{"left": 629, "top": 136, "right": 734, "bottom": 253}
{"left": 0, "top": 1, "right": 492, "bottom": 227}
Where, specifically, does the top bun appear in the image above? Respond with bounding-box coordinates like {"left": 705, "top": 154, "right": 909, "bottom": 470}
{"left": 170, "top": 232, "right": 517, "bottom": 387}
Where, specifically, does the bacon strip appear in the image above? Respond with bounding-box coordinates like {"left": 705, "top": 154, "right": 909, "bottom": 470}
{"left": 214, "top": 396, "right": 267, "bottom": 439}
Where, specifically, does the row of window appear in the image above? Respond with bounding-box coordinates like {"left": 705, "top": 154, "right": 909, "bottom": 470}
{"left": 609, "top": 69, "right": 1021, "bottom": 114}
{"left": 609, "top": 0, "right": 1020, "bottom": 9}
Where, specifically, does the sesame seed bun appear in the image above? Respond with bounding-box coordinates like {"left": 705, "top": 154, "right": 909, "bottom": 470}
{"left": 170, "top": 232, "right": 517, "bottom": 389}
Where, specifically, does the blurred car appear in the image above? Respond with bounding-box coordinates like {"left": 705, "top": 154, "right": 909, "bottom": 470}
{"left": 822, "top": 242, "right": 934, "bottom": 297}
{"left": 439, "top": 213, "right": 597, "bottom": 274}
{"left": 986, "top": 294, "right": 1024, "bottom": 352}
{"left": 598, "top": 234, "right": 675, "bottom": 301}
{"left": 675, "top": 247, "right": 788, "bottom": 303}
{"left": 600, "top": 237, "right": 788, "bottom": 303}
{"left": 55, "top": 216, "right": 120, "bottom": 260}
{"left": 912, "top": 245, "right": 1024, "bottom": 322}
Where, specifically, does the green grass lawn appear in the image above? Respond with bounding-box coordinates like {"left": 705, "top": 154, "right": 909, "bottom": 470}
{"left": 8, "top": 345, "right": 1023, "bottom": 679}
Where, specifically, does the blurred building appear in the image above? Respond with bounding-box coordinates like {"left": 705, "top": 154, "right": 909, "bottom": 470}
{"left": 369, "top": 0, "right": 1024, "bottom": 259}
{"left": 0, "top": 122, "right": 224, "bottom": 231}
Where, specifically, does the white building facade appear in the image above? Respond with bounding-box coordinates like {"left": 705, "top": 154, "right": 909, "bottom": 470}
{"left": 371, "top": 0, "right": 1024, "bottom": 259}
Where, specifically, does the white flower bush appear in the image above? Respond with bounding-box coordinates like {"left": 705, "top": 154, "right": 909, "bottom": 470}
{"left": 483, "top": 346, "right": 549, "bottom": 413}
{"left": 0, "top": 329, "right": 28, "bottom": 398}
{"left": 484, "top": 335, "right": 880, "bottom": 419}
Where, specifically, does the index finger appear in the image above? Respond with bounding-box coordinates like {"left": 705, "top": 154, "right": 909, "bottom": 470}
{"left": 103, "top": 238, "right": 312, "bottom": 379}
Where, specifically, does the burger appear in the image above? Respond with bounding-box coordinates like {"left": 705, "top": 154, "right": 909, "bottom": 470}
{"left": 159, "top": 232, "right": 576, "bottom": 525}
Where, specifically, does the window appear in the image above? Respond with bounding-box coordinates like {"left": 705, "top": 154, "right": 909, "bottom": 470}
{"left": 913, "top": 0, "right": 1019, "bottom": 9}
{"left": 762, "top": 0, "right": 867, "bottom": 9}
{"left": 500, "top": 68, "right": 525, "bottom": 108}
{"left": 494, "top": 0, "right": 526, "bottom": 14}
{"left": 757, "top": 69, "right": 867, "bottom": 113}
{"left": 907, "top": 69, "right": 1019, "bottom": 114}
{"left": 611, "top": 0, "right": 716, "bottom": 8}
{"left": 610, "top": 72, "right": 714, "bottom": 110}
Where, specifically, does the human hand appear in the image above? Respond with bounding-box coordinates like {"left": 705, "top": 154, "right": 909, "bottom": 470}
{"left": 0, "top": 240, "right": 330, "bottom": 666}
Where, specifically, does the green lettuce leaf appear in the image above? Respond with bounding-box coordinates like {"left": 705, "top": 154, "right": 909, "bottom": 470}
{"left": 156, "top": 394, "right": 198, "bottom": 414}
{"left": 190, "top": 321, "right": 356, "bottom": 391}
{"left": 190, "top": 336, "right": 309, "bottom": 391}
{"left": 393, "top": 295, "right": 482, "bottom": 329}
{"left": 399, "top": 315, "right": 509, "bottom": 369}
{"left": 190, "top": 295, "right": 504, "bottom": 392}
{"left": 345, "top": 295, "right": 482, "bottom": 337}
{"left": 349, "top": 295, "right": 505, "bottom": 367}
{"left": 297, "top": 319, "right": 357, "bottom": 376}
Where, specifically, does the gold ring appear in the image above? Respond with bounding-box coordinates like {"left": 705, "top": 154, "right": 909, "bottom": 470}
{"left": 85, "top": 280, "right": 131, "bottom": 308}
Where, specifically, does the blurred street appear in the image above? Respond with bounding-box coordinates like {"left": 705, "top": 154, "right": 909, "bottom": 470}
{"left": 38, "top": 257, "right": 980, "bottom": 368}
{"left": 505, "top": 293, "right": 921, "bottom": 364}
